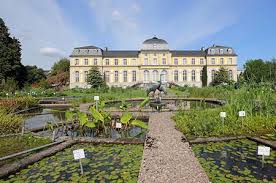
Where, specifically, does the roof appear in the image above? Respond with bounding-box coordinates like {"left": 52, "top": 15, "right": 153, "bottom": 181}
{"left": 143, "top": 37, "right": 168, "bottom": 44}
{"left": 103, "top": 50, "right": 139, "bottom": 58}
{"left": 74, "top": 45, "right": 101, "bottom": 49}
{"left": 171, "top": 50, "right": 206, "bottom": 57}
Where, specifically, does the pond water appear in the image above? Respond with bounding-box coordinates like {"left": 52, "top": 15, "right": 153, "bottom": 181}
{"left": 192, "top": 139, "right": 276, "bottom": 182}
{"left": 24, "top": 108, "right": 66, "bottom": 130}
{"left": 3, "top": 144, "right": 143, "bottom": 183}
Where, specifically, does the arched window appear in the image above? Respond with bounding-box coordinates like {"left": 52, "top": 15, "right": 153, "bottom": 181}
{"left": 152, "top": 70, "right": 159, "bottom": 82}
{"left": 104, "top": 71, "right": 110, "bottom": 83}
{"left": 183, "top": 70, "right": 187, "bottom": 81}
{"left": 211, "top": 70, "right": 216, "bottom": 81}
{"left": 75, "top": 71, "right": 79, "bottom": 82}
{"left": 161, "top": 70, "right": 167, "bottom": 82}
{"left": 144, "top": 70, "right": 149, "bottom": 82}
{"left": 114, "top": 71, "right": 119, "bottom": 82}
{"left": 174, "top": 70, "right": 178, "bottom": 82}
{"left": 191, "top": 70, "right": 196, "bottom": 81}
{"left": 228, "top": 70, "right": 233, "bottom": 80}
{"left": 84, "top": 71, "right": 88, "bottom": 82}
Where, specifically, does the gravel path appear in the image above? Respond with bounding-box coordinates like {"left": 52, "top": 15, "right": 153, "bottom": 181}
{"left": 138, "top": 112, "right": 209, "bottom": 183}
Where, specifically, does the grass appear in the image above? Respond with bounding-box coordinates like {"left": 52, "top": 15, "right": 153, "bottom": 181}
{"left": 173, "top": 86, "right": 276, "bottom": 139}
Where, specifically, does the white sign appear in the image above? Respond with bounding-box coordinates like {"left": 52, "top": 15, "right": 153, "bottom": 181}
{"left": 73, "top": 149, "right": 85, "bottom": 160}
{"left": 220, "top": 112, "right": 226, "bottom": 118}
{"left": 238, "top": 111, "right": 246, "bottom": 117}
{"left": 258, "top": 146, "right": 270, "bottom": 156}
{"left": 116, "top": 123, "right": 122, "bottom": 129}
{"left": 94, "top": 96, "right": 100, "bottom": 101}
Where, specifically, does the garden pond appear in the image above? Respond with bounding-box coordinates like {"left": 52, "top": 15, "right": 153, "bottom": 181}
{"left": 1, "top": 144, "right": 143, "bottom": 183}
{"left": 192, "top": 139, "right": 276, "bottom": 182}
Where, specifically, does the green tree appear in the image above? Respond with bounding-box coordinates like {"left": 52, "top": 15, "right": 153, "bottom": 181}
{"left": 201, "top": 65, "right": 207, "bottom": 87}
{"left": 87, "top": 67, "right": 105, "bottom": 88}
{"left": 211, "top": 67, "right": 232, "bottom": 86}
{"left": 50, "top": 58, "right": 70, "bottom": 76}
{"left": 0, "top": 17, "right": 26, "bottom": 88}
{"left": 25, "top": 65, "right": 46, "bottom": 84}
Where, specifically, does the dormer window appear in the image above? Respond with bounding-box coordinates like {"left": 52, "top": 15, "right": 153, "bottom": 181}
{"left": 153, "top": 44, "right": 157, "bottom": 49}
{"left": 86, "top": 49, "right": 89, "bottom": 53}
{"left": 220, "top": 49, "right": 224, "bottom": 54}
{"left": 228, "top": 48, "right": 232, "bottom": 54}
{"left": 211, "top": 49, "right": 215, "bottom": 54}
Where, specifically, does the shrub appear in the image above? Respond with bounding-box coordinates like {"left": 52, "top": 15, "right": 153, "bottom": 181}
{"left": 0, "top": 108, "right": 23, "bottom": 135}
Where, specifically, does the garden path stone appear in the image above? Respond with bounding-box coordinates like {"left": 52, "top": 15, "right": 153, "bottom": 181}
{"left": 138, "top": 112, "right": 209, "bottom": 183}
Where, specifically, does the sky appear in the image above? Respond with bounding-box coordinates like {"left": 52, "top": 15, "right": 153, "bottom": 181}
{"left": 0, "top": 0, "right": 276, "bottom": 70}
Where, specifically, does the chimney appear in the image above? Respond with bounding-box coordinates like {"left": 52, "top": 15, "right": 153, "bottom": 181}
{"left": 201, "top": 47, "right": 205, "bottom": 51}
{"left": 104, "top": 47, "right": 108, "bottom": 51}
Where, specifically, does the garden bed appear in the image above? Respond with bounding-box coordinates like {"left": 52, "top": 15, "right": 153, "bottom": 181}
{"left": 192, "top": 139, "right": 276, "bottom": 182}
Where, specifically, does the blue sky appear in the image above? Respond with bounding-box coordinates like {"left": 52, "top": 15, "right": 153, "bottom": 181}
{"left": 0, "top": 0, "right": 276, "bottom": 69}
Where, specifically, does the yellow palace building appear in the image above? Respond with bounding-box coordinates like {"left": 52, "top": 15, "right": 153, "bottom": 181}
{"left": 69, "top": 37, "right": 238, "bottom": 88}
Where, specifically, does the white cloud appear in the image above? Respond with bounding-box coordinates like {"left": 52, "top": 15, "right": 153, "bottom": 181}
{"left": 39, "top": 47, "right": 65, "bottom": 58}
{"left": 0, "top": 0, "right": 86, "bottom": 69}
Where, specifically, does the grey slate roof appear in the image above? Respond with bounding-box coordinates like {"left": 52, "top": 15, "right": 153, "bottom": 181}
{"left": 143, "top": 37, "right": 168, "bottom": 44}
{"left": 103, "top": 50, "right": 139, "bottom": 57}
{"left": 74, "top": 45, "right": 101, "bottom": 49}
{"left": 171, "top": 50, "right": 206, "bottom": 57}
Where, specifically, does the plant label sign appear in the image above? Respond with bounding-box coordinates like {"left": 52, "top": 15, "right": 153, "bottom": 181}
{"left": 94, "top": 96, "right": 100, "bottom": 101}
{"left": 238, "top": 111, "right": 246, "bottom": 117}
{"left": 258, "top": 146, "right": 270, "bottom": 156}
{"left": 116, "top": 122, "right": 122, "bottom": 129}
{"left": 73, "top": 149, "right": 85, "bottom": 160}
{"left": 220, "top": 112, "right": 226, "bottom": 118}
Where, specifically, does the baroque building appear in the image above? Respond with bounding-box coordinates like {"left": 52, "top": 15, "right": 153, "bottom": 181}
{"left": 69, "top": 37, "right": 237, "bottom": 88}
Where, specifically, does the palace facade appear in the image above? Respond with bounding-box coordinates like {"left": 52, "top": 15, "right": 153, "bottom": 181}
{"left": 69, "top": 37, "right": 238, "bottom": 88}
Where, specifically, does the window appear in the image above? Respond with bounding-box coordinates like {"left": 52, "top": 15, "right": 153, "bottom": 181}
{"left": 200, "top": 70, "right": 203, "bottom": 81}
{"left": 211, "top": 49, "right": 215, "bottom": 54}
{"left": 84, "top": 71, "right": 88, "bottom": 82}
{"left": 132, "top": 71, "right": 136, "bottom": 82}
{"left": 84, "top": 59, "right": 88, "bottom": 65}
{"left": 163, "top": 53, "right": 165, "bottom": 56}
{"left": 144, "top": 58, "right": 148, "bottom": 65}
{"left": 105, "top": 59, "right": 109, "bottom": 65}
{"left": 220, "top": 58, "right": 224, "bottom": 65}
{"left": 152, "top": 70, "right": 159, "bottom": 82}
{"left": 192, "top": 58, "right": 195, "bottom": 65}
{"left": 123, "top": 71, "right": 128, "bottom": 82}
{"left": 123, "top": 59, "right": 127, "bottom": 65}
{"left": 115, "top": 59, "right": 118, "bottom": 65}
{"left": 211, "top": 58, "right": 215, "bottom": 65}
{"left": 104, "top": 71, "right": 110, "bottom": 82}
{"left": 183, "top": 58, "right": 187, "bottom": 65}
{"left": 191, "top": 70, "right": 196, "bottom": 81}
{"left": 153, "top": 58, "right": 157, "bottom": 65}
{"left": 162, "top": 58, "right": 166, "bottom": 65}
{"left": 228, "top": 48, "right": 232, "bottom": 54}
{"left": 75, "top": 71, "right": 79, "bottom": 82}
{"left": 228, "top": 70, "right": 233, "bottom": 80}
{"left": 174, "top": 70, "right": 178, "bottom": 82}
{"left": 174, "top": 58, "right": 178, "bottom": 65}
{"left": 211, "top": 70, "right": 216, "bottom": 81}
{"left": 132, "top": 59, "right": 136, "bottom": 65}
{"left": 183, "top": 70, "right": 187, "bottom": 81}
{"left": 114, "top": 71, "right": 119, "bottom": 82}
{"left": 228, "top": 58, "right": 232, "bottom": 64}
{"left": 93, "top": 59, "right": 97, "bottom": 65}
{"left": 75, "top": 59, "right": 79, "bottom": 65}
{"left": 161, "top": 70, "right": 167, "bottom": 82}
{"left": 144, "top": 70, "right": 149, "bottom": 82}
{"left": 220, "top": 49, "right": 224, "bottom": 54}
{"left": 200, "top": 58, "right": 204, "bottom": 65}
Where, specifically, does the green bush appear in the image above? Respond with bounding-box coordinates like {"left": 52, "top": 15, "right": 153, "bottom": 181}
{"left": 0, "top": 108, "right": 24, "bottom": 135}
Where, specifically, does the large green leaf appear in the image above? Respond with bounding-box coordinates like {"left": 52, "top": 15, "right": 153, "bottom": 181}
{"left": 120, "top": 112, "right": 133, "bottom": 124}
{"left": 139, "top": 97, "right": 150, "bottom": 108}
{"left": 90, "top": 107, "right": 104, "bottom": 122}
{"left": 85, "top": 122, "right": 96, "bottom": 128}
{"left": 78, "top": 112, "right": 88, "bottom": 126}
{"left": 65, "top": 111, "right": 74, "bottom": 121}
{"left": 131, "top": 119, "right": 148, "bottom": 129}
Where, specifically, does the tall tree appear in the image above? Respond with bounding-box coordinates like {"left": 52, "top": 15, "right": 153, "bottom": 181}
{"left": 50, "top": 58, "right": 70, "bottom": 76}
{"left": 201, "top": 65, "right": 208, "bottom": 87}
{"left": 47, "top": 58, "right": 70, "bottom": 87}
{"left": 25, "top": 65, "right": 46, "bottom": 84}
{"left": 0, "top": 17, "right": 26, "bottom": 87}
{"left": 211, "top": 67, "right": 232, "bottom": 86}
{"left": 87, "top": 67, "right": 105, "bottom": 88}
